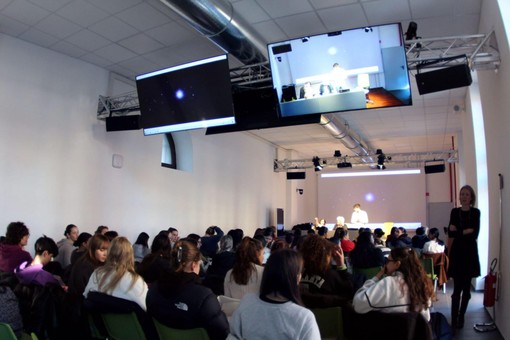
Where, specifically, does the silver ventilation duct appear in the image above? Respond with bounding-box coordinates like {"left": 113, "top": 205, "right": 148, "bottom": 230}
{"left": 160, "top": 0, "right": 267, "bottom": 65}
{"left": 320, "top": 114, "right": 375, "bottom": 163}
{"left": 160, "top": 0, "right": 373, "bottom": 161}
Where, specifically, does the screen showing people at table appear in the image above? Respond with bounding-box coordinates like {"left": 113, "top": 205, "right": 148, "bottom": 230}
{"left": 267, "top": 23, "right": 412, "bottom": 117}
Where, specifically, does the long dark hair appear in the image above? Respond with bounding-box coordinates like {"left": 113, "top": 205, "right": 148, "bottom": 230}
{"left": 230, "top": 237, "right": 263, "bottom": 285}
{"left": 260, "top": 249, "right": 303, "bottom": 305}
{"left": 391, "top": 247, "right": 434, "bottom": 312}
{"left": 428, "top": 228, "right": 444, "bottom": 245}
{"left": 134, "top": 232, "right": 150, "bottom": 247}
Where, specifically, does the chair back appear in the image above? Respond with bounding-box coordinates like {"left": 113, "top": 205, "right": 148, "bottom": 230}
{"left": 422, "top": 253, "right": 448, "bottom": 286}
{"left": 352, "top": 266, "right": 381, "bottom": 280}
{"left": 420, "top": 257, "right": 438, "bottom": 293}
{"left": 0, "top": 323, "right": 17, "bottom": 340}
{"left": 310, "top": 307, "right": 344, "bottom": 340}
{"left": 153, "top": 318, "right": 209, "bottom": 340}
{"left": 101, "top": 312, "right": 146, "bottom": 340}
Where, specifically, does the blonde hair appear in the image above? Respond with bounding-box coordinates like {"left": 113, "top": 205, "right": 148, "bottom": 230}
{"left": 96, "top": 236, "right": 139, "bottom": 294}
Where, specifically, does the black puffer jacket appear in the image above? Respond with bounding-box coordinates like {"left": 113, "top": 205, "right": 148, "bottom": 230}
{"left": 147, "top": 271, "right": 229, "bottom": 340}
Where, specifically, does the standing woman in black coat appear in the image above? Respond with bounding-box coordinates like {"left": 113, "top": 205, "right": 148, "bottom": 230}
{"left": 447, "top": 185, "right": 481, "bottom": 329}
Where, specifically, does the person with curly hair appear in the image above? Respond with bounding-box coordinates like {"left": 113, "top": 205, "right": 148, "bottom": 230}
{"left": 299, "top": 234, "right": 355, "bottom": 308}
{"left": 352, "top": 247, "right": 434, "bottom": 321}
{"left": 224, "top": 237, "right": 264, "bottom": 299}
{"left": 0, "top": 221, "right": 32, "bottom": 272}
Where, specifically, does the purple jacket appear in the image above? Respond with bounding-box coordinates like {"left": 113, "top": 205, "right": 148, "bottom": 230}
{"left": 0, "top": 243, "right": 32, "bottom": 272}
{"left": 15, "top": 261, "right": 60, "bottom": 286}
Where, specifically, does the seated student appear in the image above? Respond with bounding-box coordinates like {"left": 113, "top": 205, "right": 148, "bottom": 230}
{"left": 373, "top": 228, "right": 386, "bottom": 247}
{"left": 352, "top": 247, "right": 434, "bottom": 321}
{"left": 0, "top": 273, "right": 23, "bottom": 338}
{"left": 16, "top": 236, "right": 63, "bottom": 287}
{"left": 203, "top": 235, "right": 236, "bottom": 295}
{"left": 350, "top": 231, "right": 385, "bottom": 269}
{"left": 0, "top": 221, "right": 32, "bottom": 273}
{"left": 147, "top": 240, "right": 229, "bottom": 340}
{"left": 133, "top": 232, "right": 150, "bottom": 265}
{"left": 84, "top": 237, "right": 148, "bottom": 311}
{"left": 54, "top": 224, "right": 79, "bottom": 270}
{"left": 137, "top": 233, "right": 172, "bottom": 285}
{"left": 412, "top": 227, "right": 429, "bottom": 255}
{"left": 387, "top": 227, "right": 412, "bottom": 249}
{"left": 200, "top": 226, "right": 224, "bottom": 258}
{"left": 330, "top": 228, "right": 355, "bottom": 254}
{"left": 71, "top": 232, "right": 92, "bottom": 265}
{"left": 224, "top": 237, "right": 265, "bottom": 300}
{"left": 229, "top": 249, "right": 320, "bottom": 340}
{"left": 299, "top": 81, "right": 317, "bottom": 99}
{"left": 422, "top": 227, "right": 446, "bottom": 254}
{"left": 299, "top": 235, "right": 355, "bottom": 308}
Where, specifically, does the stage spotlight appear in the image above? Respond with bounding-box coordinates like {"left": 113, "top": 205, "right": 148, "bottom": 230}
{"left": 301, "top": 37, "right": 309, "bottom": 43}
{"left": 313, "top": 156, "right": 323, "bottom": 171}
{"left": 364, "top": 27, "right": 373, "bottom": 33}
{"left": 334, "top": 150, "right": 342, "bottom": 157}
{"left": 377, "top": 149, "right": 386, "bottom": 170}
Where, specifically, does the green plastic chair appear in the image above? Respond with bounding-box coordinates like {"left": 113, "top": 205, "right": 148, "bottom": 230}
{"left": 0, "top": 323, "right": 17, "bottom": 340}
{"left": 152, "top": 318, "right": 209, "bottom": 340}
{"left": 352, "top": 266, "right": 382, "bottom": 280}
{"left": 420, "top": 257, "right": 438, "bottom": 293}
{"left": 310, "top": 307, "right": 344, "bottom": 340}
{"left": 101, "top": 312, "right": 147, "bottom": 340}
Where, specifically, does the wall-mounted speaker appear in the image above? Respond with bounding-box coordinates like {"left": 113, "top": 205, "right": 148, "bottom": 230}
{"left": 416, "top": 64, "right": 472, "bottom": 95}
{"left": 424, "top": 164, "right": 446, "bottom": 174}
{"left": 287, "top": 172, "right": 306, "bottom": 180}
{"left": 106, "top": 115, "right": 141, "bottom": 132}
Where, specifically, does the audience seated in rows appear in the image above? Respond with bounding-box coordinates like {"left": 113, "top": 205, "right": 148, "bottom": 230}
{"left": 224, "top": 237, "right": 264, "bottom": 300}
{"left": 387, "top": 226, "right": 412, "bottom": 249}
{"left": 147, "top": 240, "right": 229, "bottom": 340}
{"left": 229, "top": 249, "right": 320, "bottom": 339}
{"left": 412, "top": 226, "right": 430, "bottom": 256}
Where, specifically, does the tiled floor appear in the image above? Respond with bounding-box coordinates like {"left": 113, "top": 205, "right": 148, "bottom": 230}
{"left": 432, "top": 281, "right": 504, "bottom": 339}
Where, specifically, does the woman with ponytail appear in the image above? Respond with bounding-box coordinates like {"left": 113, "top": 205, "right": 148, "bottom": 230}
{"left": 147, "top": 240, "right": 229, "bottom": 340}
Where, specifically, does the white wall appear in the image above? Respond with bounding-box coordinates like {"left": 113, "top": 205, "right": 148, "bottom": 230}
{"left": 0, "top": 34, "right": 284, "bottom": 253}
{"left": 477, "top": 0, "right": 510, "bottom": 337}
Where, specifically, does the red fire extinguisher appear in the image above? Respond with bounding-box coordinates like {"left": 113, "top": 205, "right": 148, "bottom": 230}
{"left": 483, "top": 258, "right": 498, "bottom": 307}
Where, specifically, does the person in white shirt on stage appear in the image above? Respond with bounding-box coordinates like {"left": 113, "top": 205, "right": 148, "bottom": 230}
{"left": 351, "top": 203, "right": 369, "bottom": 224}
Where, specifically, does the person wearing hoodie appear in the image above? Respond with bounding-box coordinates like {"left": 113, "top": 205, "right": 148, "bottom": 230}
{"left": 54, "top": 224, "right": 79, "bottom": 269}
{"left": 0, "top": 221, "right": 32, "bottom": 272}
{"left": 16, "top": 235, "right": 62, "bottom": 287}
{"left": 147, "top": 240, "right": 229, "bottom": 340}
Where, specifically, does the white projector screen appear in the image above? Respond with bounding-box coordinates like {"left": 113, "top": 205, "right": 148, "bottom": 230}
{"left": 318, "top": 172, "right": 427, "bottom": 226}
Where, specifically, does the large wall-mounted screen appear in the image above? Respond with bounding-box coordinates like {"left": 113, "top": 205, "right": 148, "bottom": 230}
{"left": 267, "top": 23, "right": 412, "bottom": 117}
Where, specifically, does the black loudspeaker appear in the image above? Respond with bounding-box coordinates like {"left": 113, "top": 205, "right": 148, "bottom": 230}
{"left": 424, "top": 164, "right": 446, "bottom": 174}
{"left": 416, "top": 64, "right": 472, "bottom": 95}
{"left": 287, "top": 172, "right": 306, "bottom": 180}
{"left": 106, "top": 115, "right": 141, "bottom": 131}
{"left": 281, "top": 85, "right": 296, "bottom": 102}
{"left": 272, "top": 44, "right": 292, "bottom": 55}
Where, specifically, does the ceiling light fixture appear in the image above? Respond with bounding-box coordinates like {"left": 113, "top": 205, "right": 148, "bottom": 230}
{"left": 313, "top": 156, "right": 323, "bottom": 171}
{"left": 322, "top": 169, "right": 421, "bottom": 178}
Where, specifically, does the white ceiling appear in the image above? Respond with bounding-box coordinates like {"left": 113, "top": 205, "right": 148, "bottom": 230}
{"left": 0, "top": 0, "right": 482, "bottom": 161}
